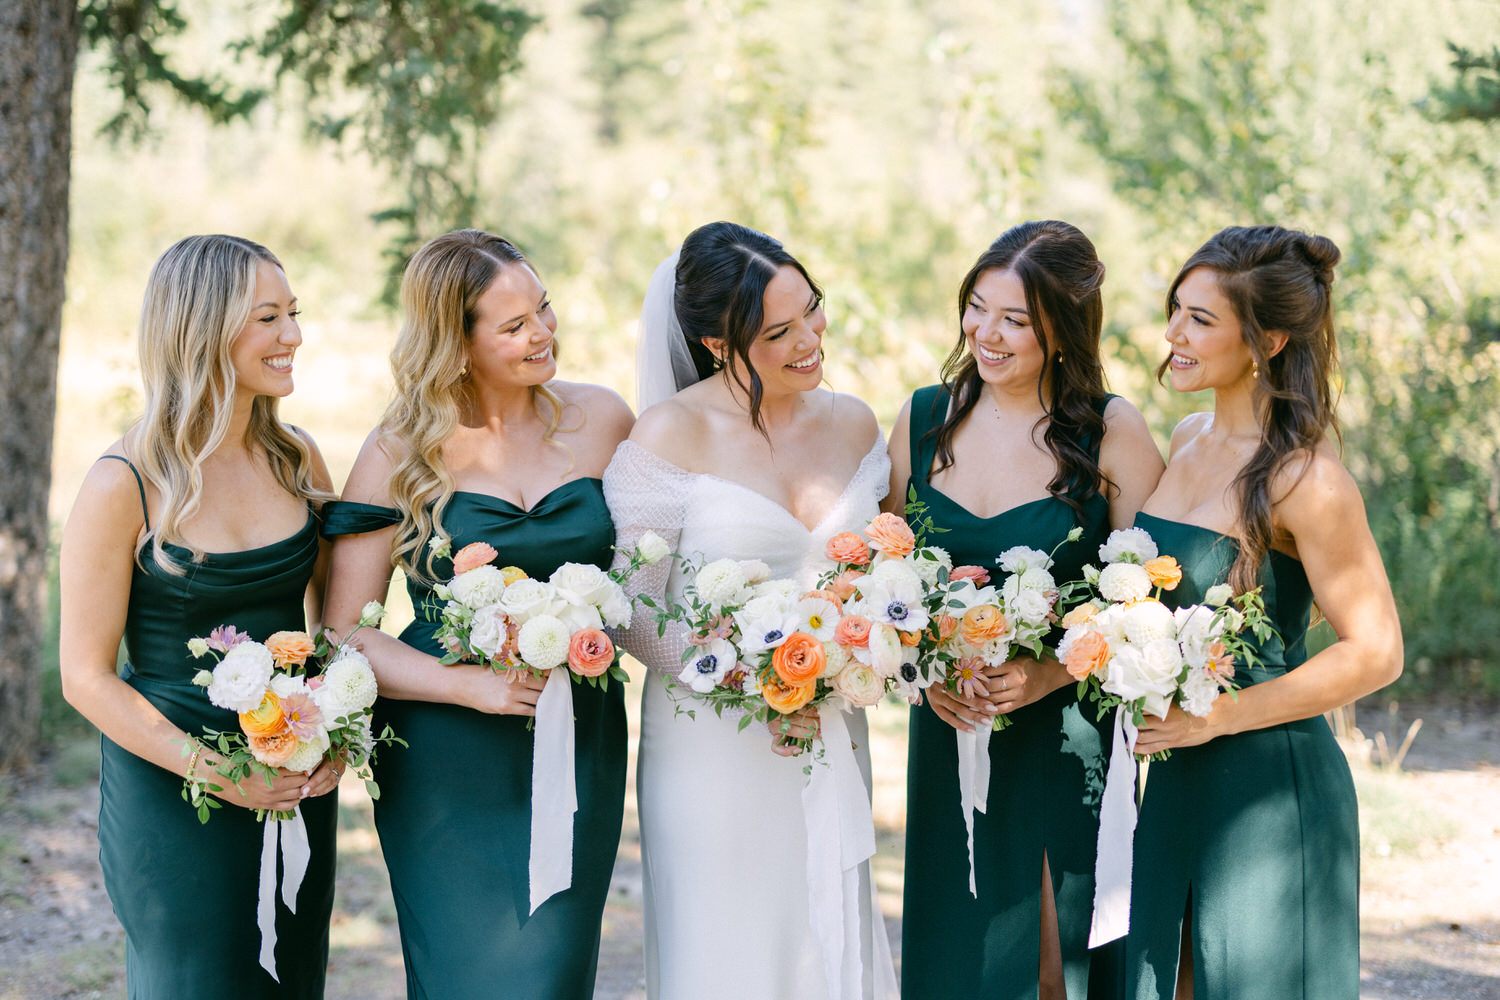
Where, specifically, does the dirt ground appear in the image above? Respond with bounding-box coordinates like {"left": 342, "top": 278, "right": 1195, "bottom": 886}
{"left": 1, "top": 691, "right": 1496, "bottom": 1000}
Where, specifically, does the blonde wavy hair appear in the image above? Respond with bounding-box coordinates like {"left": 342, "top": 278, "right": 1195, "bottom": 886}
{"left": 131, "top": 234, "right": 332, "bottom": 573}
{"left": 379, "top": 229, "right": 565, "bottom": 582}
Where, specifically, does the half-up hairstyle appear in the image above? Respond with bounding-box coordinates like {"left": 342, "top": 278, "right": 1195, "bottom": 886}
{"left": 673, "top": 221, "right": 823, "bottom": 435}
{"left": 931, "top": 220, "right": 1111, "bottom": 519}
{"left": 1161, "top": 225, "right": 1342, "bottom": 593}
{"left": 132, "top": 234, "right": 331, "bottom": 574}
{"left": 379, "top": 229, "right": 566, "bottom": 582}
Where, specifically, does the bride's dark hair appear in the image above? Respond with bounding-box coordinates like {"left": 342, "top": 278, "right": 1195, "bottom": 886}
{"left": 674, "top": 221, "right": 823, "bottom": 434}
{"left": 1160, "top": 225, "right": 1342, "bottom": 593}
{"left": 930, "top": 220, "right": 1111, "bottom": 518}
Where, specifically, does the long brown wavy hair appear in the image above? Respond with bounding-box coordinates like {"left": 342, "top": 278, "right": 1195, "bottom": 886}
{"left": 378, "top": 229, "right": 565, "bottom": 582}
{"left": 1160, "top": 225, "right": 1342, "bottom": 593}
{"left": 930, "top": 220, "right": 1111, "bottom": 518}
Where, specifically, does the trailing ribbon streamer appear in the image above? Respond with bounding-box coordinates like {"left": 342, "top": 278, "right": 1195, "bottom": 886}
{"left": 256, "top": 807, "right": 310, "bottom": 981}
{"left": 529, "top": 667, "right": 578, "bottom": 914}
{"left": 955, "top": 722, "right": 993, "bottom": 897}
{"left": 1088, "top": 705, "right": 1140, "bottom": 947}
{"left": 803, "top": 707, "right": 884, "bottom": 1000}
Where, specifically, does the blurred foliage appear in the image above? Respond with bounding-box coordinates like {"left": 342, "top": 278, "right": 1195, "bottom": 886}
{"left": 63, "top": 0, "right": 1500, "bottom": 695}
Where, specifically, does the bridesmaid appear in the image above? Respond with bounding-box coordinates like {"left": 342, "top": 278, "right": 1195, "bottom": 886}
{"left": 889, "top": 221, "right": 1163, "bottom": 1000}
{"left": 321, "top": 229, "right": 633, "bottom": 999}
{"left": 1124, "top": 226, "right": 1402, "bottom": 998}
{"left": 60, "top": 234, "right": 340, "bottom": 998}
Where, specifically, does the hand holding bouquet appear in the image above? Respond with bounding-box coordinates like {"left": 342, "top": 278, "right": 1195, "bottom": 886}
{"left": 184, "top": 601, "right": 399, "bottom": 823}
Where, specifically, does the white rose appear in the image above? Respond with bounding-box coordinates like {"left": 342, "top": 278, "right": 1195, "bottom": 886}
{"left": 1178, "top": 667, "right": 1222, "bottom": 717}
{"left": 737, "top": 559, "right": 772, "bottom": 585}
{"left": 516, "top": 615, "right": 571, "bottom": 670}
{"left": 1098, "top": 562, "right": 1153, "bottom": 603}
{"left": 1101, "top": 641, "right": 1179, "bottom": 719}
{"left": 468, "top": 604, "right": 513, "bottom": 660}
{"left": 867, "top": 623, "right": 904, "bottom": 678}
{"left": 554, "top": 600, "right": 605, "bottom": 634}
{"left": 549, "top": 562, "right": 615, "bottom": 607}
{"left": 598, "top": 586, "right": 632, "bottom": 629}
{"left": 449, "top": 565, "right": 508, "bottom": 609}
{"left": 1091, "top": 604, "right": 1129, "bottom": 649}
{"left": 206, "top": 642, "right": 275, "bottom": 712}
{"left": 636, "top": 531, "right": 670, "bottom": 565}
{"left": 499, "top": 578, "right": 556, "bottom": 624}
{"left": 270, "top": 672, "right": 311, "bottom": 699}
{"left": 997, "top": 546, "right": 1051, "bottom": 575}
{"left": 1204, "top": 583, "right": 1233, "bottom": 608}
{"left": 1122, "top": 599, "right": 1177, "bottom": 645}
{"left": 678, "top": 637, "right": 738, "bottom": 693}
{"left": 869, "top": 557, "right": 922, "bottom": 591}
{"left": 359, "top": 601, "right": 386, "bottom": 627}
{"left": 1099, "top": 527, "right": 1158, "bottom": 565}
{"left": 694, "top": 559, "right": 749, "bottom": 609}
{"left": 832, "top": 660, "right": 884, "bottom": 708}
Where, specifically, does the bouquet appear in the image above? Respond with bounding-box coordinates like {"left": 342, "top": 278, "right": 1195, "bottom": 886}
{"left": 1056, "top": 526, "right": 1272, "bottom": 743}
{"left": 429, "top": 535, "right": 668, "bottom": 692}
{"left": 425, "top": 532, "right": 668, "bottom": 915}
{"left": 183, "top": 600, "right": 398, "bottom": 823}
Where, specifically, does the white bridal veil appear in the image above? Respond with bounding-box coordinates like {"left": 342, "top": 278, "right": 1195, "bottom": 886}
{"left": 634, "top": 246, "right": 703, "bottom": 411}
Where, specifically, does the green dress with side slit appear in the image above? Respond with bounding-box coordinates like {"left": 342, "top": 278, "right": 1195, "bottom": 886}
{"left": 96, "top": 455, "right": 337, "bottom": 999}
{"left": 900, "top": 385, "right": 1116, "bottom": 1000}
{"left": 1121, "top": 512, "right": 1357, "bottom": 999}
{"left": 321, "top": 479, "right": 627, "bottom": 1000}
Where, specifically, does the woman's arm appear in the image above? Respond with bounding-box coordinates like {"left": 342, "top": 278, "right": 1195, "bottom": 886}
{"left": 1098, "top": 396, "right": 1166, "bottom": 530}
{"left": 1134, "top": 452, "right": 1403, "bottom": 754}
{"left": 302, "top": 432, "right": 336, "bottom": 632}
{"left": 59, "top": 457, "right": 311, "bottom": 812}
{"left": 883, "top": 397, "right": 914, "bottom": 516}
{"left": 322, "top": 432, "right": 544, "bottom": 716}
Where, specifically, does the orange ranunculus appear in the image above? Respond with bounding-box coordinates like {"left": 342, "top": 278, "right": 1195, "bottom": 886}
{"left": 1060, "top": 602, "right": 1100, "bottom": 628}
{"left": 864, "top": 512, "right": 916, "bottom": 558}
{"left": 833, "top": 614, "right": 873, "bottom": 648}
{"left": 824, "top": 532, "right": 871, "bottom": 566}
{"left": 926, "top": 614, "right": 959, "bottom": 643}
{"left": 567, "top": 628, "right": 616, "bottom": 678}
{"left": 761, "top": 675, "right": 817, "bottom": 715}
{"left": 264, "top": 631, "right": 315, "bottom": 667}
{"left": 948, "top": 565, "right": 991, "bottom": 586}
{"left": 1063, "top": 630, "right": 1110, "bottom": 681}
{"left": 452, "top": 541, "right": 499, "bottom": 575}
{"left": 827, "top": 569, "right": 865, "bottom": 602}
{"left": 239, "top": 691, "right": 287, "bottom": 737}
{"left": 499, "top": 566, "right": 529, "bottom": 585}
{"left": 959, "top": 605, "right": 1008, "bottom": 646}
{"left": 249, "top": 729, "right": 298, "bottom": 767}
{"left": 899, "top": 629, "right": 921, "bottom": 647}
{"left": 772, "top": 632, "right": 826, "bottom": 685}
{"left": 1145, "top": 555, "right": 1183, "bottom": 591}
{"left": 802, "top": 588, "right": 845, "bottom": 613}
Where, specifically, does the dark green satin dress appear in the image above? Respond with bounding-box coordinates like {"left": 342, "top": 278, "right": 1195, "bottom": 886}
{"left": 321, "top": 480, "right": 627, "bottom": 1000}
{"left": 901, "top": 386, "right": 1114, "bottom": 1000}
{"left": 1122, "top": 513, "right": 1357, "bottom": 999}
{"left": 96, "top": 456, "right": 337, "bottom": 999}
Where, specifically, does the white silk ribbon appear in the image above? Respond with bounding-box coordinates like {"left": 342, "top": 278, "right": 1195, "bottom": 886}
{"left": 802, "top": 707, "right": 879, "bottom": 1000}
{"left": 529, "top": 667, "right": 578, "bottom": 914}
{"left": 256, "top": 806, "right": 310, "bottom": 982}
{"left": 1088, "top": 705, "right": 1140, "bottom": 947}
{"left": 955, "top": 722, "right": 993, "bottom": 897}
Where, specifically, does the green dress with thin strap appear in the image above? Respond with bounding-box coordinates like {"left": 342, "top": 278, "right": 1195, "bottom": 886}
{"left": 96, "top": 455, "right": 337, "bottom": 1000}
{"left": 901, "top": 386, "right": 1115, "bottom": 1000}
{"left": 320, "top": 480, "right": 627, "bottom": 1000}
{"left": 1122, "top": 513, "right": 1357, "bottom": 999}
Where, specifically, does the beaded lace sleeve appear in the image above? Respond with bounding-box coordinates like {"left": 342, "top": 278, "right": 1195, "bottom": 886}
{"left": 604, "top": 440, "right": 695, "bottom": 678}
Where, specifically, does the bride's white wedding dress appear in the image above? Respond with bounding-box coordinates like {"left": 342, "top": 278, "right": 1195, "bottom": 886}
{"left": 604, "top": 436, "right": 899, "bottom": 1000}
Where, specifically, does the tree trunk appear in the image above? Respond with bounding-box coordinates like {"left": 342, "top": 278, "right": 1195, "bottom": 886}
{"left": 0, "top": 0, "right": 77, "bottom": 771}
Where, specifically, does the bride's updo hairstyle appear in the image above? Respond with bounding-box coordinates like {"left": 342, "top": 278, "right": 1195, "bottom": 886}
{"left": 932, "top": 220, "right": 1110, "bottom": 519}
{"left": 674, "top": 221, "right": 823, "bottom": 434}
{"left": 380, "top": 228, "right": 566, "bottom": 581}
{"left": 133, "top": 234, "right": 329, "bottom": 574}
{"left": 1161, "top": 225, "right": 1342, "bottom": 593}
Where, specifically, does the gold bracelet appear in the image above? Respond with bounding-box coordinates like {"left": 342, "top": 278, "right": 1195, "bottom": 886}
{"left": 186, "top": 743, "right": 202, "bottom": 783}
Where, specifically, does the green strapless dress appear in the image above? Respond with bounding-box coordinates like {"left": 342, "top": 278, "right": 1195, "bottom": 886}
{"left": 321, "top": 479, "right": 627, "bottom": 1000}
{"left": 901, "top": 386, "right": 1115, "bottom": 1000}
{"left": 96, "top": 456, "right": 337, "bottom": 999}
{"left": 1122, "top": 512, "right": 1357, "bottom": 999}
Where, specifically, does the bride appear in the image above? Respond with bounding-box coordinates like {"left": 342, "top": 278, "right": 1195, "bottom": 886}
{"left": 604, "top": 221, "right": 899, "bottom": 1000}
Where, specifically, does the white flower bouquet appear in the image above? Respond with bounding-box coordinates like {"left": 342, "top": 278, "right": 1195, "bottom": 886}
{"left": 184, "top": 601, "right": 399, "bottom": 823}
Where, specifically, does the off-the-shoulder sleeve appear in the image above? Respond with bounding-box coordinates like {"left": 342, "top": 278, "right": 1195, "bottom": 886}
{"left": 320, "top": 499, "right": 401, "bottom": 538}
{"left": 603, "top": 440, "right": 695, "bottom": 678}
